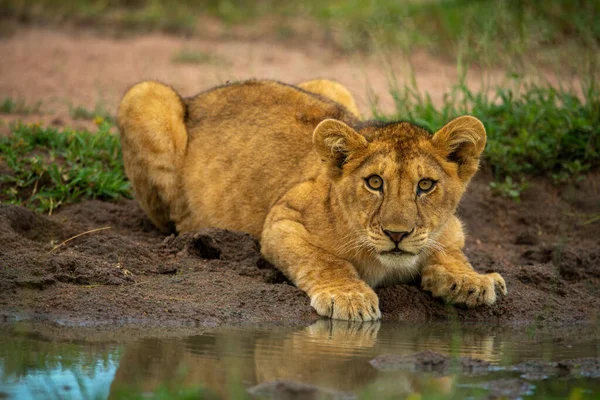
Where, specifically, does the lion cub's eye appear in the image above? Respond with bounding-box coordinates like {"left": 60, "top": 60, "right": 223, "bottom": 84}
{"left": 365, "top": 175, "right": 384, "bottom": 191}
{"left": 417, "top": 179, "right": 436, "bottom": 194}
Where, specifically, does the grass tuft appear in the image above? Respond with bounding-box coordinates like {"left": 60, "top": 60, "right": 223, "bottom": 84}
{"left": 1, "top": 76, "right": 598, "bottom": 209}
{"left": 0, "top": 121, "right": 131, "bottom": 213}
{"left": 377, "top": 77, "right": 600, "bottom": 199}
{"left": 171, "top": 48, "right": 229, "bottom": 66}
{"left": 0, "top": 97, "right": 42, "bottom": 115}
{"left": 489, "top": 177, "right": 529, "bottom": 203}
{"left": 69, "top": 103, "right": 115, "bottom": 125}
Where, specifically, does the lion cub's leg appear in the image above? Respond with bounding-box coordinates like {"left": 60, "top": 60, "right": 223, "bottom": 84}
{"left": 298, "top": 79, "right": 361, "bottom": 119}
{"left": 117, "top": 81, "right": 188, "bottom": 233}
{"left": 261, "top": 209, "right": 381, "bottom": 321}
{"left": 420, "top": 217, "right": 507, "bottom": 307}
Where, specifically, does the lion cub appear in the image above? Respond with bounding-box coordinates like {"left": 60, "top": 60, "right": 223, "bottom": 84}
{"left": 118, "top": 79, "right": 507, "bottom": 321}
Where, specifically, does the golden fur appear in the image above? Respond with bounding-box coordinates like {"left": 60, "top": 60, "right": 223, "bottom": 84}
{"left": 117, "top": 79, "right": 507, "bottom": 321}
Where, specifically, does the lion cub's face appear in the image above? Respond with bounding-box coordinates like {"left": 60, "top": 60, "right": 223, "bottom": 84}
{"left": 313, "top": 117, "right": 486, "bottom": 268}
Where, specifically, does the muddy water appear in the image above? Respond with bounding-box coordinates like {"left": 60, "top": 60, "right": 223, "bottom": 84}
{"left": 1, "top": 321, "right": 599, "bottom": 399}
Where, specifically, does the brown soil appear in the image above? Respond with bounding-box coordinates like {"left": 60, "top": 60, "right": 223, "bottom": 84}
{"left": 1, "top": 170, "right": 599, "bottom": 327}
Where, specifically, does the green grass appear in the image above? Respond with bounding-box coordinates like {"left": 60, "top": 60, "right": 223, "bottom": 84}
{"left": 171, "top": 48, "right": 229, "bottom": 66}
{"left": 376, "top": 76, "right": 600, "bottom": 200}
{"left": 489, "top": 177, "right": 529, "bottom": 203}
{"left": 0, "top": 97, "right": 42, "bottom": 115}
{"left": 0, "top": 75, "right": 598, "bottom": 211}
{"left": 0, "top": 0, "right": 197, "bottom": 34}
{"left": 69, "top": 103, "right": 116, "bottom": 124}
{"left": 0, "top": 121, "right": 130, "bottom": 213}
{"left": 2, "top": 0, "right": 598, "bottom": 71}
{"left": 307, "top": 0, "right": 599, "bottom": 68}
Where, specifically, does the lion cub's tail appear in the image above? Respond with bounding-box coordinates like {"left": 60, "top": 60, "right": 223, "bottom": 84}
{"left": 117, "top": 81, "right": 188, "bottom": 233}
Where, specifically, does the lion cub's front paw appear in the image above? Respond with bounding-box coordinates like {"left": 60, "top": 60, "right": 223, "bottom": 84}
{"left": 421, "top": 264, "right": 507, "bottom": 307}
{"left": 310, "top": 280, "right": 381, "bottom": 321}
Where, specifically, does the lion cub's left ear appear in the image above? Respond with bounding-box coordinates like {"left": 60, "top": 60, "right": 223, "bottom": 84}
{"left": 313, "top": 119, "right": 367, "bottom": 170}
{"left": 432, "top": 115, "right": 487, "bottom": 184}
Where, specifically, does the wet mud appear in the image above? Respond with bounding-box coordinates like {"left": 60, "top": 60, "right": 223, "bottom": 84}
{"left": 1, "top": 171, "right": 599, "bottom": 327}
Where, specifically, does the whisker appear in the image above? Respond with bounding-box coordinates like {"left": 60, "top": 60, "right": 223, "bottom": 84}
{"left": 423, "top": 237, "right": 447, "bottom": 257}
{"left": 334, "top": 234, "right": 375, "bottom": 259}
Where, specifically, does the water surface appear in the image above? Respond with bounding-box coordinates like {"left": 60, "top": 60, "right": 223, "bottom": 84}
{"left": 1, "top": 320, "right": 599, "bottom": 399}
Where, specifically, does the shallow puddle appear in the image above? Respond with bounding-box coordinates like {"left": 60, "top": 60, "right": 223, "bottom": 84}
{"left": 1, "top": 320, "right": 599, "bottom": 399}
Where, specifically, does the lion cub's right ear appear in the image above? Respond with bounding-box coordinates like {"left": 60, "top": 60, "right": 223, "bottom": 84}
{"left": 432, "top": 115, "right": 487, "bottom": 184}
{"left": 313, "top": 119, "right": 367, "bottom": 170}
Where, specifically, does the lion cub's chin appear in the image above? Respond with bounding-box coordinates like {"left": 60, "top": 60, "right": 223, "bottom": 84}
{"left": 376, "top": 252, "right": 420, "bottom": 272}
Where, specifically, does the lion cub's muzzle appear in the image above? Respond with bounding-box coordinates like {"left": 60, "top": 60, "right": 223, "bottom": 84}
{"left": 383, "top": 227, "right": 414, "bottom": 245}
{"left": 380, "top": 227, "right": 417, "bottom": 255}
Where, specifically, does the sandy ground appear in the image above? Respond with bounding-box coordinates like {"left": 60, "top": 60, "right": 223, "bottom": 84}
{"left": 0, "top": 27, "right": 508, "bottom": 131}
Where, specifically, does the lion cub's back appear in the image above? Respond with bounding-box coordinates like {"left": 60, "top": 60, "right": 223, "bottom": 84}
{"left": 179, "top": 80, "right": 357, "bottom": 236}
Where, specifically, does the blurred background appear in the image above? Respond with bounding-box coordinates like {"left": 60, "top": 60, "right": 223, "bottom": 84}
{"left": 0, "top": 0, "right": 598, "bottom": 205}
{"left": 1, "top": 0, "right": 598, "bottom": 116}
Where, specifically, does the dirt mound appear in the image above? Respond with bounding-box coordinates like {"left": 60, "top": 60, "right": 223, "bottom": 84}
{"left": 0, "top": 204, "right": 70, "bottom": 244}
{"left": 0, "top": 172, "right": 599, "bottom": 327}
{"left": 161, "top": 230, "right": 288, "bottom": 284}
{"left": 0, "top": 199, "right": 312, "bottom": 325}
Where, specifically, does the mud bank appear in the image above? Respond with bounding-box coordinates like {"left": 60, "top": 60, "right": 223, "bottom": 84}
{"left": 1, "top": 172, "right": 599, "bottom": 327}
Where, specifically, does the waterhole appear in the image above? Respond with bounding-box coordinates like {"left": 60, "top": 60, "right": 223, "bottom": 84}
{"left": 1, "top": 321, "right": 599, "bottom": 399}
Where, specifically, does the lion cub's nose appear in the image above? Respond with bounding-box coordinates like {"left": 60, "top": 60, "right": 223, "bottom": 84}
{"left": 383, "top": 229, "right": 412, "bottom": 244}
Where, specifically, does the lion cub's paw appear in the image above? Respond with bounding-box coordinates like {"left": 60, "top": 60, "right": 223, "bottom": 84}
{"left": 310, "top": 280, "right": 381, "bottom": 321}
{"left": 421, "top": 264, "right": 507, "bottom": 307}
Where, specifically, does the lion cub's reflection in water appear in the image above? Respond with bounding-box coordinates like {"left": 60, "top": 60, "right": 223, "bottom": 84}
{"left": 254, "top": 320, "right": 455, "bottom": 397}
{"left": 109, "top": 320, "right": 500, "bottom": 398}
